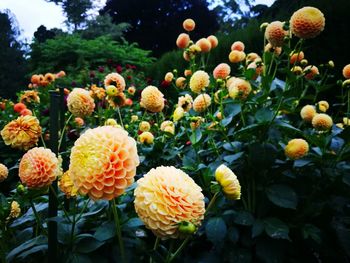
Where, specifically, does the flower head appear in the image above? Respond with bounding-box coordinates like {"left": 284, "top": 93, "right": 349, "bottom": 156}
{"left": 317, "top": 100, "right": 329, "bottom": 112}
{"left": 231, "top": 41, "right": 245, "bottom": 51}
{"left": 20, "top": 90, "right": 40, "bottom": 104}
{"left": 90, "top": 85, "right": 106, "bottom": 100}
{"left": 0, "top": 163, "right": 8, "bottom": 182}
{"left": 207, "top": 35, "right": 218, "bottom": 49}
{"left": 134, "top": 166, "right": 205, "bottom": 238}
{"left": 19, "top": 147, "right": 61, "bottom": 188}
{"left": 69, "top": 126, "right": 139, "bottom": 200}
{"left": 213, "top": 63, "right": 231, "bottom": 79}
{"left": 228, "top": 78, "right": 252, "bottom": 100}
{"left": 290, "top": 6, "right": 325, "bottom": 39}
{"left": 229, "top": 50, "right": 246, "bottom": 63}
{"left": 176, "top": 33, "right": 190, "bottom": 49}
{"left": 303, "top": 65, "right": 319, "bottom": 80}
{"left": 290, "top": 51, "right": 305, "bottom": 65}
{"left": 193, "top": 94, "right": 211, "bottom": 113}
{"left": 178, "top": 94, "right": 193, "bottom": 112}
{"left": 183, "top": 18, "right": 195, "bottom": 31}
{"left": 58, "top": 171, "right": 78, "bottom": 198}
{"left": 9, "top": 201, "right": 21, "bottom": 219}
{"left": 342, "top": 64, "right": 350, "bottom": 79}
{"left": 67, "top": 88, "right": 95, "bottom": 117}
{"left": 189, "top": 71, "right": 210, "bottom": 93}
{"left": 300, "top": 105, "right": 316, "bottom": 122}
{"left": 1, "top": 116, "right": 42, "bottom": 151}
{"left": 312, "top": 113, "right": 333, "bottom": 131}
{"left": 139, "top": 121, "right": 151, "bottom": 132}
{"left": 265, "top": 21, "right": 288, "bottom": 47}
{"left": 164, "top": 72, "right": 174, "bottom": 82}
{"left": 285, "top": 138, "right": 309, "bottom": 160}
{"left": 138, "top": 131, "right": 154, "bottom": 144}
{"left": 215, "top": 164, "right": 241, "bottom": 200}
{"left": 128, "top": 86, "right": 136, "bottom": 95}
{"left": 140, "top": 86, "right": 165, "bottom": 113}
{"left": 175, "top": 77, "right": 186, "bottom": 89}
{"left": 104, "top": 73, "right": 126, "bottom": 92}
{"left": 160, "top": 120, "right": 175, "bottom": 135}
{"left": 196, "top": 38, "right": 211, "bottom": 53}
{"left": 173, "top": 107, "right": 185, "bottom": 122}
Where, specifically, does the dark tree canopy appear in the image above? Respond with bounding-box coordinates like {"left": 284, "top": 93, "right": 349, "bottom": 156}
{"left": 0, "top": 10, "right": 27, "bottom": 99}
{"left": 101, "top": 0, "right": 219, "bottom": 56}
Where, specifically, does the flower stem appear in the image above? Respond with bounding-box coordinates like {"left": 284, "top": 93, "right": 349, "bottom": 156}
{"left": 150, "top": 237, "right": 160, "bottom": 263}
{"left": 30, "top": 200, "right": 47, "bottom": 236}
{"left": 58, "top": 114, "right": 73, "bottom": 152}
{"left": 111, "top": 199, "right": 126, "bottom": 263}
{"left": 167, "top": 236, "right": 191, "bottom": 263}
{"left": 205, "top": 192, "right": 219, "bottom": 216}
{"left": 116, "top": 107, "right": 124, "bottom": 128}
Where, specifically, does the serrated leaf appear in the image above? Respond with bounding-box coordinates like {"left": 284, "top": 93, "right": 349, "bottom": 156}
{"left": 266, "top": 184, "right": 298, "bottom": 209}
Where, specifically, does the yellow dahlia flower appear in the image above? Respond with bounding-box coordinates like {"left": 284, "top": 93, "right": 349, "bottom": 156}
{"left": 193, "top": 94, "right": 212, "bottom": 113}
{"left": 0, "top": 163, "right": 8, "bottom": 182}
{"left": 134, "top": 166, "right": 205, "bottom": 238}
{"left": 104, "top": 72, "right": 126, "bottom": 92}
{"left": 178, "top": 94, "right": 193, "bottom": 112}
{"left": 317, "top": 100, "right": 329, "bottom": 113}
{"left": 215, "top": 164, "right": 241, "bottom": 200}
{"left": 300, "top": 105, "right": 316, "bottom": 122}
{"left": 312, "top": 113, "right": 333, "bottom": 131}
{"left": 164, "top": 72, "right": 174, "bottom": 82}
{"left": 1, "top": 115, "right": 42, "bottom": 151}
{"left": 19, "top": 147, "right": 61, "bottom": 188}
{"left": 105, "top": 118, "right": 119, "bottom": 127}
{"left": 175, "top": 77, "right": 187, "bottom": 89}
{"left": 69, "top": 126, "right": 139, "bottom": 200}
{"left": 285, "top": 138, "right": 309, "bottom": 160}
{"left": 140, "top": 86, "right": 165, "bottom": 113}
{"left": 67, "top": 88, "right": 95, "bottom": 117}
{"left": 160, "top": 120, "right": 175, "bottom": 135}
{"left": 138, "top": 131, "right": 154, "bottom": 144}
{"left": 173, "top": 107, "right": 185, "bottom": 122}
{"left": 9, "top": 201, "right": 21, "bottom": 219}
{"left": 290, "top": 6, "right": 325, "bottom": 39}
{"left": 229, "top": 50, "right": 246, "bottom": 63}
{"left": 139, "top": 121, "right": 151, "bottom": 132}
{"left": 131, "top": 115, "right": 139, "bottom": 122}
{"left": 228, "top": 78, "right": 252, "bottom": 100}
{"left": 20, "top": 90, "right": 40, "bottom": 104}
{"left": 189, "top": 71, "right": 210, "bottom": 93}
{"left": 265, "top": 21, "right": 288, "bottom": 47}
{"left": 58, "top": 171, "right": 78, "bottom": 198}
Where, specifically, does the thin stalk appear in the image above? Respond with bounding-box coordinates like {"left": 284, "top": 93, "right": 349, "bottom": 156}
{"left": 167, "top": 236, "right": 191, "bottom": 263}
{"left": 30, "top": 200, "right": 47, "bottom": 235}
{"left": 116, "top": 107, "right": 124, "bottom": 128}
{"left": 205, "top": 192, "right": 219, "bottom": 215}
{"left": 49, "top": 185, "right": 71, "bottom": 223}
{"left": 58, "top": 114, "right": 73, "bottom": 151}
{"left": 75, "top": 199, "right": 91, "bottom": 223}
{"left": 70, "top": 198, "right": 77, "bottom": 247}
{"left": 111, "top": 199, "right": 126, "bottom": 263}
{"left": 150, "top": 237, "right": 160, "bottom": 263}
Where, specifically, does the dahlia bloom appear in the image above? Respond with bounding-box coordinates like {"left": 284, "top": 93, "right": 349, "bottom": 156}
{"left": 140, "top": 86, "right": 165, "bottom": 113}
{"left": 178, "top": 94, "right": 193, "bottom": 112}
{"left": 196, "top": 38, "right": 211, "bottom": 53}
{"left": 264, "top": 43, "right": 282, "bottom": 56}
{"left": 0, "top": 163, "right": 8, "bottom": 182}
{"left": 312, "top": 113, "right": 333, "bottom": 131}
{"left": 128, "top": 86, "right": 136, "bottom": 95}
{"left": 138, "top": 131, "right": 154, "bottom": 144}
{"left": 58, "top": 171, "right": 78, "bottom": 198}
{"left": 164, "top": 72, "right": 174, "bottom": 82}
{"left": 285, "top": 138, "right": 309, "bottom": 160}
{"left": 228, "top": 78, "right": 252, "bottom": 100}
{"left": 160, "top": 120, "right": 175, "bottom": 135}
{"left": 229, "top": 50, "right": 246, "bottom": 63}
{"left": 265, "top": 21, "right": 287, "bottom": 47}
{"left": 74, "top": 117, "right": 84, "bottom": 127}
{"left": 104, "top": 73, "right": 126, "bottom": 93}
{"left": 317, "top": 101, "right": 329, "bottom": 113}
{"left": 139, "top": 121, "right": 151, "bottom": 132}
{"left": 215, "top": 164, "right": 241, "bottom": 200}
{"left": 131, "top": 115, "right": 139, "bottom": 122}
{"left": 19, "top": 147, "right": 61, "bottom": 188}
{"left": 290, "top": 6, "right": 325, "bottom": 39}
{"left": 342, "top": 64, "right": 350, "bottom": 79}
{"left": 175, "top": 77, "right": 187, "bottom": 89}
{"left": 176, "top": 33, "right": 190, "bottom": 49}
{"left": 44, "top": 73, "right": 55, "bottom": 83}
{"left": 213, "top": 63, "right": 231, "bottom": 79}
{"left": 231, "top": 41, "right": 245, "bottom": 51}
{"left": 193, "top": 94, "right": 212, "bottom": 113}
{"left": 290, "top": 51, "right": 305, "bottom": 65}
{"left": 67, "top": 88, "right": 95, "bottom": 118}
{"left": 303, "top": 65, "right": 319, "bottom": 80}
{"left": 207, "top": 35, "right": 218, "bottom": 49}
{"left": 69, "top": 126, "right": 139, "bottom": 200}
{"left": 1, "top": 116, "right": 42, "bottom": 151}
{"left": 183, "top": 18, "right": 195, "bottom": 31}
{"left": 90, "top": 85, "right": 106, "bottom": 100}
{"left": 300, "top": 105, "right": 316, "bottom": 122}
{"left": 9, "top": 201, "right": 21, "bottom": 219}
{"left": 20, "top": 90, "right": 40, "bottom": 104}
{"left": 189, "top": 71, "right": 210, "bottom": 93}
{"left": 134, "top": 166, "right": 205, "bottom": 238}
{"left": 106, "top": 85, "right": 119, "bottom": 97}
{"left": 13, "top": 103, "right": 27, "bottom": 113}
{"left": 173, "top": 107, "right": 185, "bottom": 122}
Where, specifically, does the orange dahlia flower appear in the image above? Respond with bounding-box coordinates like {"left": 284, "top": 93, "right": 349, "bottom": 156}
{"left": 231, "top": 41, "right": 245, "bottom": 51}
{"left": 134, "top": 166, "right": 205, "bottom": 238}
{"left": 0, "top": 163, "right": 8, "bottom": 182}
{"left": 67, "top": 88, "right": 95, "bottom": 117}
{"left": 196, "top": 38, "right": 211, "bottom": 53}
{"left": 104, "top": 73, "right": 126, "bottom": 93}
{"left": 183, "top": 18, "right": 195, "bottom": 31}
{"left": 312, "top": 113, "right": 333, "bottom": 131}
{"left": 140, "top": 86, "right": 165, "bottom": 113}
{"left": 213, "top": 63, "right": 231, "bottom": 80}
{"left": 1, "top": 116, "right": 42, "bottom": 151}
{"left": 285, "top": 138, "right": 309, "bottom": 160}
{"left": 207, "top": 35, "right": 218, "bottom": 49}
{"left": 228, "top": 78, "right": 252, "bottom": 100}
{"left": 176, "top": 33, "right": 190, "bottom": 49}
{"left": 300, "top": 105, "right": 316, "bottom": 122}
{"left": 69, "top": 126, "right": 139, "bottom": 200}
{"left": 19, "top": 147, "right": 61, "bottom": 188}
{"left": 290, "top": 6, "right": 325, "bottom": 39}
{"left": 342, "top": 64, "right": 350, "bottom": 79}
{"left": 265, "top": 21, "right": 288, "bottom": 47}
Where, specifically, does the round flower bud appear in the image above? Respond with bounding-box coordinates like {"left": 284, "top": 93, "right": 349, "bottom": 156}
{"left": 13, "top": 103, "right": 27, "bottom": 113}
{"left": 284, "top": 138, "right": 309, "bottom": 160}
{"left": 164, "top": 72, "right": 174, "bottom": 82}
{"left": 58, "top": 171, "right": 78, "bottom": 198}
{"left": 317, "top": 100, "right": 329, "bottom": 113}
{"left": 300, "top": 59, "right": 308, "bottom": 66}
{"left": 193, "top": 94, "right": 212, "bottom": 112}
{"left": 69, "top": 126, "right": 139, "bottom": 200}
{"left": 290, "top": 7, "right": 325, "bottom": 39}
{"left": 228, "top": 78, "right": 252, "bottom": 100}
{"left": 213, "top": 63, "right": 231, "bottom": 79}
{"left": 290, "top": 51, "right": 304, "bottom": 65}
{"left": 175, "top": 77, "right": 186, "bottom": 89}
{"left": 207, "top": 35, "right": 218, "bottom": 49}
{"left": 106, "top": 85, "right": 119, "bottom": 97}
{"left": 265, "top": 21, "right": 288, "bottom": 47}
{"left": 327, "top": 60, "right": 335, "bottom": 68}
{"left": 173, "top": 107, "right": 185, "bottom": 122}
{"left": 229, "top": 50, "right": 246, "bottom": 63}
{"left": 196, "top": 38, "right": 211, "bottom": 53}
{"left": 0, "top": 163, "right": 9, "bottom": 182}
{"left": 231, "top": 41, "right": 245, "bottom": 51}
{"left": 215, "top": 164, "right": 241, "bottom": 200}
{"left": 189, "top": 70, "right": 210, "bottom": 93}
{"left": 74, "top": 117, "right": 84, "bottom": 127}
{"left": 19, "top": 147, "right": 61, "bottom": 188}
{"left": 260, "top": 22, "right": 269, "bottom": 31}
{"left": 342, "top": 64, "right": 350, "bottom": 79}
{"left": 131, "top": 115, "right": 139, "bottom": 122}
{"left": 67, "top": 88, "right": 95, "bottom": 117}
{"left": 138, "top": 131, "right": 154, "bottom": 144}
{"left": 134, "top": 166, "right": 205, "bottom": 238}
{"left": 160, "top": 120, "right": 175, "bottom": 135}
{"left": 303, "top": 65, "right": 319, "bottom": 80}
{"left": 128, "top": 86, "right": 136, "bottom": 95}
{"left": 105, "top": 118, "right": 119, "bottom": 127}
{"left": 139, "top": 121, "right": 151, "bottom": 132}
{"left": 104, "top": 73, "right": 126, "bottom": 92}
{"left": 1, "top": 115, "right": 42, "bottom": 151}
{"left": 184, "top": 69, "right": 192, "bottom": 77}
{"left": 291, "top": 66, "right": 303, "bottom": 75}
{"left": 312, "top": 113, "right": 333, "bottom": 131}
{"left": 300, "top": 105, "right": 316, "bottom": 122}
{"left": 342, "top": 79, "right": 350, "bottom": 88}
{"left": 140, "top": 86, "right": 165, "bottom": 113}
{"left": 183, "top": 18, "right": 195, "bottom": 31}
{"left": 176, "top": 33, "right": 190, "bottom": 49}
{"left": 246, "top": 53, "right": 260, "bottom": 64}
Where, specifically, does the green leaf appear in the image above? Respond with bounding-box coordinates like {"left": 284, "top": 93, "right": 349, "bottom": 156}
{"left": 302, "top": 224, "right": 321, "bottom": 244}
{"left": 264, "top": 218, "right": 290, "bottom": 240}
{"left": 205, "top": 217, "right": 227, "bottom": 243}
{"left": 17, "top": 245, "right": 47, "bottom": 260}
{"left": 124, "top": 218, "right": 144, "bottom": 228}
{"left": 255, "top": 108, "right": 274, "bottom": 123}
{"left": 190, "top": 128, "right": 202, "bottom": 145}
{"left": 266, "top": 184, "right": 298, "bottom": 209}
{"left": 224, "top": 102, "right": 241, "bottom": 118}
{"left": 75, "top": 234, "right": 104, "bottom": 253}
{"left": 252, "top": 220, "right": 264, "bottom": 238}
{"left": 223, "top": 152, "right": 244, "bottom": 164}
{"left": 228, "top": 227, "right": 239, "bottom": 243}
{"left": 6, "top": 235, "right": 47, "bottom": 262}
{"left": 343, "top": 173, "right": 350, "bottom": 186}
{"left": 234, "top": 210, "right": 254, "bottom": 226}
{"left": 94, "top": 222, "right": 116, "bottom": 242}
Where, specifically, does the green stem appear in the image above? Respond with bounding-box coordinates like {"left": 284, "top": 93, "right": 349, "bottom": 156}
{"left": 205, "top": 192, "right": 219, "bottom": 215}
{"left": 116, "top": 107, "right": 124, "bottom": 128}
{"left": 58, "top": 114, "right": 73, "bottom": 151}
{"left": 30, "top": 200, "right": 47, "bottom": 235}
{"left": 150, "top": 237, "right": 160, "bottom": 263}
{"left": 75, "top": 199, "right": 90, "bottom": 223}
{"left": 167, "top": 236, "right": 191, "bottom": 263}
{"left": 70, "top": 198, "right": 77, "bottom": 247}
{"left": 49, "top": 185, "right": 71, "bottom": 223}
{"left": 111, "top": 199, "right": 126, "bottom": 263}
